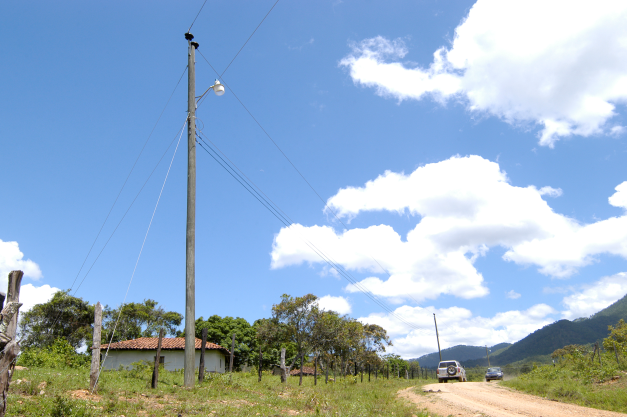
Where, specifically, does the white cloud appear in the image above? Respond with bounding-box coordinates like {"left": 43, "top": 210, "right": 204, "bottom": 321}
{"left": 609, "top": 181, "right": 627, "bottom": 210}
{"left": 340, "top": 1, "right": 627, "bottom": 147}
{"left": 0, "top": 240, "right": 43, "bottom": 289}
{"left": 271, "top": 155, "right": 627, "bottom": 302}
{"left": 358, "top": 303, "right": 556, "bottom": 358}
{"left": 19, "top": 284, "right": 60, "bottom": 313}
{"left": 317, "top": 295, "right": 352, "bottom": 314}
{"left": 561, "top": 272, "right": 627, "bottom": 319}
{"left": 506, "top": 290, "right": 521, "bottom": 300}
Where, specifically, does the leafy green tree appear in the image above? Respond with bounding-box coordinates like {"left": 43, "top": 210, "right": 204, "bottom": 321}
{"left": 195, "top": 315, "right": 257, "bottom": 369}
{"left": 603, "top": 319, "right": 627, "bottom": 354}
{"left": 18, "top": 337, "right": 89, "bottom": 369}
{"left": 19, "top": 290, "right": 94, "bottom": 349}
{"left": 102, "top": 299, "right": 182, "bottom": 343}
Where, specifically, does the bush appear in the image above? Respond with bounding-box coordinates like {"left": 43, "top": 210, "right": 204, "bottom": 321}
{"left": 18, "top": 338, "right": 90, "bottom": 369}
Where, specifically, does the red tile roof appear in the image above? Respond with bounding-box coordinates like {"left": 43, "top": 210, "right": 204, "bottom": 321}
{"left": 289, "top": 366, "right": 317, "bottom": 376}
{"left": 100, "top": 337, "right": 230, "bottom": 355}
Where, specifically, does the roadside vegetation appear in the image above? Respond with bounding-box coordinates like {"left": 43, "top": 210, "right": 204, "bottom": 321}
{"left": 502, "top": 319, "right": 627, "bottom": 413}
{"left": 9, "top": 366, "right": 431, "bottom": 416}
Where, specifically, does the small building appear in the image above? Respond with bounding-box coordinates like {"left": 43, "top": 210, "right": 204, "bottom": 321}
{"left": 100, "top": 337, "right": 230, "bottom": 372}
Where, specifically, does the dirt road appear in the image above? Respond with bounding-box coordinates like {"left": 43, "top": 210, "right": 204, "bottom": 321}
{"left": 398, "top": 382, "right": 626, "bottom": 417}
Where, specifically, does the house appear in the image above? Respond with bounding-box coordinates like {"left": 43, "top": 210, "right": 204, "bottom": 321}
{"left": 99, "top": 337, "right": 230, "bottom": 372}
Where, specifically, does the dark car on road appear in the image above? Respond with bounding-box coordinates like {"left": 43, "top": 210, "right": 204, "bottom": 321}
{"left": 485, "top": 367, "right": 503, "bottom": 381}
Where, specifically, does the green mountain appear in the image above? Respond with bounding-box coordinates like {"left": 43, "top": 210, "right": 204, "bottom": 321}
{"left": 412, "top": 293, "right": 627, "bottom": 369}
{"left": 463, "top": 294, "right": 627, "bottom": 368}
{"left": 410, "top": 343, "right": 511, "bottom": 369}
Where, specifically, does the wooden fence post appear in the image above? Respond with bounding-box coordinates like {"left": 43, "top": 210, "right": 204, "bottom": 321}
{"left": 314, "top": 355, "right": 317, "bottom": 385}
{"left": 198, "top": 328, "right": 207, "bottom": 383}
{"left": 325, "top": 356, "right": 329, "bottom": 384}
{"left": 0, "top": 270, "right": 23, "bottom": 417}
{"left": 258, "top": 346, "right": 262, "bottom": 382}
{"left": 151, "top": 329, "right": 164, "bottom": 389}
{"left": 229, "top": 333, "right": 235, "bottom": 378}
{"left": 89, "top": 302, "right": 102, "bottom": 392}
{"left": 299, "top": 352, "right": 304, "bottom": 386}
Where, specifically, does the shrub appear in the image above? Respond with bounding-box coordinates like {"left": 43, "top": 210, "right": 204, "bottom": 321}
{"left": 18, "top": 338, "right": 90, "bottom": 369}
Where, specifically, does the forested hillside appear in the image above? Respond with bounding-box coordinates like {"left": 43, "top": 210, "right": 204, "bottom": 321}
{"left": 411, "top": 343, "right": 511, "bottom": 368}
{"left": 463, "top": 294, "right": 627, "bottom": 367}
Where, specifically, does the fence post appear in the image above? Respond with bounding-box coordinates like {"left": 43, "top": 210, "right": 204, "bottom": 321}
{"left": 151, "top": 328, "right": 164, "bottom": 389}
{"left": 314, "top": 355, "right": 317, "bottom": 386}
{"left": 229, "top": 333, "right": 235, "bottom": 377}
{"left": 90, "top": 302, "right": 102, "bottom": 392}
{"left": 258, "top": 346, "right": 263, "bottom": 382}
{"left": 0, "top": 271, "right": 23, "bottom": 417}
{"left": 368, "top": 364, "right": 371, "bottom": 382}
{"left": 325, "top": 356, "right": 329, "bottom": 384}
{"left": 198, "top": 328, "right": 207, "bottom": 383}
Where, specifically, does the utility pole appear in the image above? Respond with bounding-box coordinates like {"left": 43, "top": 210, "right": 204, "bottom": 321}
{"left": 184, "top": 31, "right": 199, "bottom": 388}
{"left": 486, "top": 345, "right": 491, "bottom": 367}
{"left": 434, "top": 313, "right": 442, "bottom": 362}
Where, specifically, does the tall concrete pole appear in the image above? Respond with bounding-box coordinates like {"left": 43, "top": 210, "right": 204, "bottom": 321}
{"left": 434, "top": 313, "right": 442, "bottom": 362}
{"left": 184, "top": 32, "right": 198, "bottom": 388}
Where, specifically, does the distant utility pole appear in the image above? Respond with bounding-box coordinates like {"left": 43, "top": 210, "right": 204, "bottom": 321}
{"left": 434, "top": 313, "right": 442, "bottom": 362}
{"left": 486, "top": 345, "right": 491, "bottom": 367}
{"left": 184, "top": 31, "right": 199, "bottom": 388}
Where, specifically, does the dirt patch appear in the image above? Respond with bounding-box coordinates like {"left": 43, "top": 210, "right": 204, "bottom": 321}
{"left": 70, "top": 390, "right": 102, "bottom": 401}
{"left": 399, "top": 382, "right": 627, "bottom": 417}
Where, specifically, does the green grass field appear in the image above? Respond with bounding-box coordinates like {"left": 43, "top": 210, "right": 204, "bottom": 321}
{"left": 502, "top": 369, "right": 627, "bottom": 413}
{"left": 8, "top": 367, "right": 435, "bottom": 416}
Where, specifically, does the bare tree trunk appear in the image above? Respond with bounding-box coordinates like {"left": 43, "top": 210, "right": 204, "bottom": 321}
{"left": 280, "top": 348, "right": 287, "bottom": 383}
{"left": 0, "top": 271, "right": 23, "bottom": 417}
{"left": 89, "top": 302, "right": 102, "bottom": 392}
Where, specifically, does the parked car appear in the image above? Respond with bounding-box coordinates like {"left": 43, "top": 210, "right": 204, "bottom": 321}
{"left": 436, "top": 360, "right": 466, "bottom": 383}
{"left": 485, "top": 367, "right": 504, "bottom": 381}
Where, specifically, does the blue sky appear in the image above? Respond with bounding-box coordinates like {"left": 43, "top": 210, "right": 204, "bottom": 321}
{"left": 2, "top": 0, "right": 627, "bottom": 358}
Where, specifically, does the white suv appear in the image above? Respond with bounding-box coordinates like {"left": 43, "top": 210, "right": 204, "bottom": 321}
{"left": 437, "top": 360, "right": 466, "bottom": 383}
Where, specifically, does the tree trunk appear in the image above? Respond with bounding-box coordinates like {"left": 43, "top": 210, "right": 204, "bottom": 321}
{"left": 89, "top": 302, "right": 102, "bottom": 392}
{"left": 0, "top": 271, "right": 23, "bottom": 417}
{"left": 280, "top": 348, "right": 287, "bottom": 383}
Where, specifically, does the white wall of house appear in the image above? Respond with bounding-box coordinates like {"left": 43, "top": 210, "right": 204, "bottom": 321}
{"left": 102, "top": 349, "right": 226, "bottom": 372}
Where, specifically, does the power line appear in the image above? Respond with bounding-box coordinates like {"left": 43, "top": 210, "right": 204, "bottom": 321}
{"left": 197, "top": 50, "right": 436, "bottom": 318}
{"left": 67, "top": 65, "right": 187, "bottom": 294}
{"left": 219, "top": 0, "right": 280, "bottom": 78}
{"left": 194, "top": 133, "right": 435, "bottom": 336}
{"left": 92, "top": 121, "right": 186, "bottom": 393}
{"left": 187, "top": 0, "right": 208, "bottom": 32}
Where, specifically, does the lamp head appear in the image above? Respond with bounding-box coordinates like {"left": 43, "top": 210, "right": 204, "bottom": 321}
{"left": 213, "top": 80, "right": 225, "bottom": 96}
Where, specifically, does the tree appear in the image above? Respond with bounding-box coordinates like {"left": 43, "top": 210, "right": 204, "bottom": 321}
{"left": 195, "top": 315, "right": 257, "bottom": 369}
{"left": 603, "top": 319, "right": 627, "bottom": 354}
{"left": 19, "top": 290, "right": 94, "bottom": 349}
{"left": 272, "top": 294, "right": 319, "bottom": 384}
{"left": 102, "top": 299, "right": 182, "bottom": 343}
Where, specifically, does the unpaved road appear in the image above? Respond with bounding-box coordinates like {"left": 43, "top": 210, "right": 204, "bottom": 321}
{"left": 398, "top": 382, "right": 626, "bottom": 417}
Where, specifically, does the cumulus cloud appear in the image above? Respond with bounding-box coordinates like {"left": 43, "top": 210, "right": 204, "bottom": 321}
{"left": 506, "top": 290, "right": 521, "bottom": 300}
{"left": 0, "top": 239, "right": 42, "bottom": 288}
{"left": 340, "top": 1, "right": 627, "bottom": 147}
{"left": 609, "top": 181, "right": 627, "bottom": 210}
{"left": 20, "top": 284, "right": 60, "bottom": 313}
{"left": 271, "top": 155, "right": 627, "bottom": 302}
{"left": 561, "top": 272, "right": 627, "bottom": 319}
{"left": 358, "top": 303, "right": 556, "bottom": 358}
{"left": 317, "top": 295, "right": 352, "bottom": 314}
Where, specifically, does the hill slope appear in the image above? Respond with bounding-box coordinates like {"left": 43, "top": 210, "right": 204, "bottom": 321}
{"left": 463, "top": 294, "right": 627, "bottom": 367}
{"left": 411, "top": 343, "right": 511, "bottom": 369}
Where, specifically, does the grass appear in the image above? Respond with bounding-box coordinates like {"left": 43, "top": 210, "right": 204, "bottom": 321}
{"left": 8, "top": 367, "right": 436, "bottom": 416}
{"left": 502, "top": 367, "right": 627, "bottom": 413}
